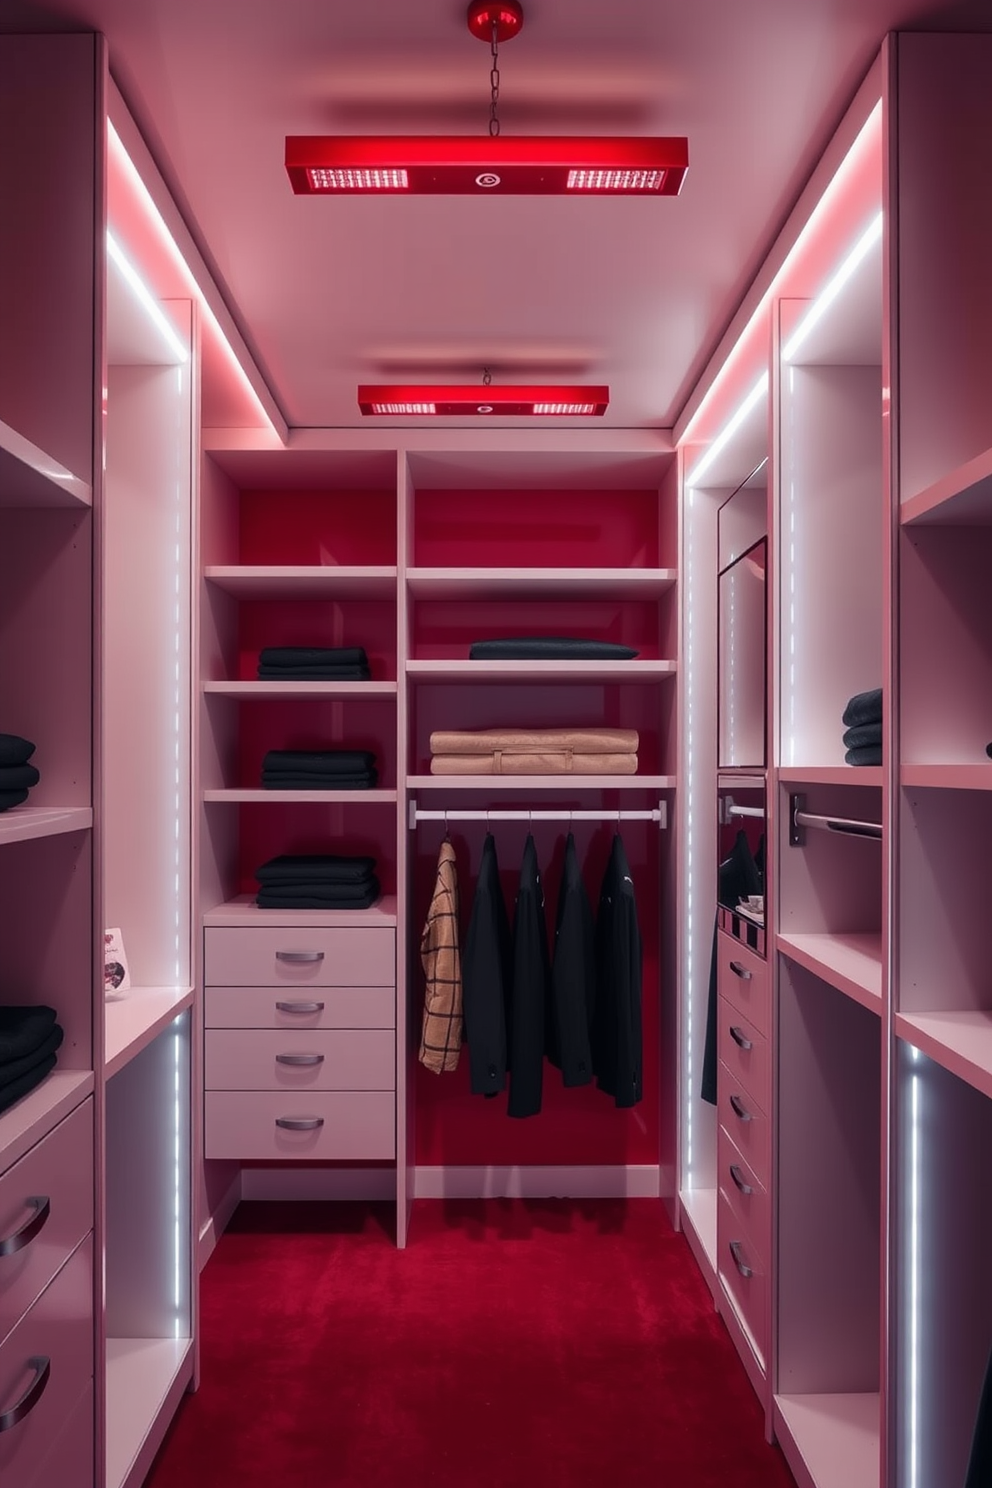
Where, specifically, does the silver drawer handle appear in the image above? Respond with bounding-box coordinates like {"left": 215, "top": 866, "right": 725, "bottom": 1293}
{"left": 729, "top": 1025, "right": 753, "bottom": 1052}
{"left": 0, "top": 1357, "right": 50, "bottom": 1433}
{"left": 276, "top": 1053, "right": 325, "bottom": 1067}
{"left": 0, "top": 1197, "right": 50, "bottom": 1257}
{"left": 729, "top": 961, "right": 752, "bottom": 981}
{"left": 276, "top": 950, "right": 325, "bottom": 964}
{"left": 729, "top": 1093, "right": 753, "bottom": 1122}
{"left": 729, "top": 1240, "right": 753, "bottom": 1280}
{"left": 276, "top": 1000, "right": 325, "bottom": 1014}
{"left": 275, "top": 1116, "right": 325, "bottom": 1131}
{"left": 729, "top": 1164, "right": 753, "bottom": 1196}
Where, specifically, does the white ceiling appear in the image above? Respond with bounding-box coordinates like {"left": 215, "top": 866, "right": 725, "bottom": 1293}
{"left": 5, "top": 0, "right": 990, "bottom": 433}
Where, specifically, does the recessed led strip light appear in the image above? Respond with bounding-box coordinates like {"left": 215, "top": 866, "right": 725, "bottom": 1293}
{"left": 684, "top": 373, "right": 769, "bottom": 488}
{"left": 106, "top": 231, "right": 190, "bottom": 364}
{"left": 782, "top": 211, "right": 884, "bottom": 361}
{"left": 358, "top": 384, "right": 609, "bottom": 416}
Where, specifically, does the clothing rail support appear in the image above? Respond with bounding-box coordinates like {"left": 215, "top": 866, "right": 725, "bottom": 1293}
{"left": 719, "top": 794, "right": 764, "bottom": 824}
{"left": 788, "top": 792, "right": 882, "bottom": 847}
{"left": 408, "top": 800, "right": 668, "bottom": 831}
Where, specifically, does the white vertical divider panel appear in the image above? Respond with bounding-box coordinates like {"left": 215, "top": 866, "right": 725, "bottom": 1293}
{"left": 396, "top": 449, "right": 412, "bottom": 1245}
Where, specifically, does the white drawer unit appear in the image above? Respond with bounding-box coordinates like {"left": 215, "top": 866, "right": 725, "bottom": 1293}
{"left": 204, "top": 926, "right": 395, "bottom": 988}
{"left": 716, "top": 931, "right": 770, "bottom": 1036}
{"left": 205, "top": 1029, "right": 396, "bottom": 1091}
{"left": 205, "top": 1091, "right": 396, "bottom": 1161}
{"left": 205, "top": 984, "right": 396, "bottom": 1030}
{"left": 717, "top": 1000, "right": 771, "bottom": 1112}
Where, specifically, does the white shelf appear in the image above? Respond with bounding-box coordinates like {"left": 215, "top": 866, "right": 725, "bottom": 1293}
{"left": 105, "top": 987, "right": 194, "bottom": 1080}
{"left": 774, "top": 1392, "right": 879, "bottom": 1488}
{"left": 407, "top": 659, "right": 676, "bottom": 682}
{"left": 0, "top": 416, "right": 92, "bottom": 508}
{"left": 901, "top": 763, "right": 992, "bottom": 790}
{"left": 202, "top": 680, "right": 397, "bottom": 698}
{"left": 896, "top": 1009, "right": 992, "bottom": 1100}
{"left": 203, "top": 788, "right": 397, "bottom": 804}
{"left": 777, "top": 931, "right": 883, "bottom": 1011}
{"left": 204, "top": 893, "right": 398, "bottom": 927}
{"left": 0, "top": 806, "right": 92, "bottom": 847}
{"left": 0, "top": 1069, "right": 93, "bottom": 1173}
{"left": 679, "top": 1187, "right": 718, "bottom": 1277}
{"left": 779, "top": 767, "right": 883, "bottom": 787}
{"left": 106, "top": 1336, "right": 194, "bottom": 1488}
{"left": 204, "top": 565, "right": 397, "bottom": 598}
{"left": 901, "top": 443, "right": 992, "bottom": 526}
{"left": 406, "top": 566, "right": 677, "bottom": 599}
{"left": 408, "top": 774, "right": 675, "bottom": 791}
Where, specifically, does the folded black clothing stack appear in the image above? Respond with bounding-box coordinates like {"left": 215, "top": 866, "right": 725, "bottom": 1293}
{"left": 261, "top": 750, "right": 378, "bottom": 790}
{"left": 257, "top": 647, "right": 371, "bottom": 681}
{"left": 468, "top": 637, "right": 639, "bottom": 661}
{"left": 0, "top": 1005, "right": 64, "bottom": 1115}
{"left": 0, "top": 734, "right": 40, "bottom": 813}
{"left": 843, "top": 687, "right": 883, "bottom": 765}
{"left": 255, "top": 854, "right": 380, "bottom": 909}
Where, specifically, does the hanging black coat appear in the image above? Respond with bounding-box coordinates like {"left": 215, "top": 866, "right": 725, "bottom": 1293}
{"left": 591, "top": 832, "right": 643, "bottom": 1108}
{"left": 462, "top": 832, "right": 512, "bottom": 1097}
{"left": 549, "top": 832, "right": 595, "bottom": 1088}
{"left": 507, "top": 833, "right": 551, "bottom": 1118}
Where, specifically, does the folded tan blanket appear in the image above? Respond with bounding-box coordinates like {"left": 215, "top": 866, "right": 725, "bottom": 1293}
{"left": 429, "top": 728, "right": 638, "bottom": 756}
{"left": 431, "top": 752, "right": 638, "bottom": 775}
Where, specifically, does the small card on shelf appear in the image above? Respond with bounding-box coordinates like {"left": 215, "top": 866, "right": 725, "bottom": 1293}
{"left": 104, "top": 927, "right": 131, "bottom": 999}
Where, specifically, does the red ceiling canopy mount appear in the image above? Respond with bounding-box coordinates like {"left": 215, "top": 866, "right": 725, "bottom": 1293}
{"left": 466, "top": 0, "right": 524, "bottom": 43}
{"left": 357, "top": 384, "right": 610, "bottom": 417}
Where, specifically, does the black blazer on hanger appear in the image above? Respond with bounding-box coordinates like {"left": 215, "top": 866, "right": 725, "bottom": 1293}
{"left": 507, "top": 833, "right": 551, "bottom": 1118}
{"left": 592, "top": 832, "right": 643, "bottom": 1108}
{"left": 462, "top": 832, "right": 512, "bottom": 1097}
{"left": 549, "top": 831, "right": 595, "bottom": 1088}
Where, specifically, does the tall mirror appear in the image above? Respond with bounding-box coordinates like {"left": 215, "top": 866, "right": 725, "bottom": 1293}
{"left": 718, "top": 464, "right": 767, "bottom": 769}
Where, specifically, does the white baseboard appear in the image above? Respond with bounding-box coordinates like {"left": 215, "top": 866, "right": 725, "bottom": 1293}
{"left": 240, "top": 1167, "right": 397, "bottom": 1201}
{"left": 198, "top": 1172, "right": 242, "bottom": 1270}
{"left": 412, "top": 1165, "right": 661, "bottom": 1199}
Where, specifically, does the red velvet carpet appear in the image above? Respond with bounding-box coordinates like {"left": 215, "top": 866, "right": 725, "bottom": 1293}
{"left": 146, "top": 1199, "right": 795, "bottom": 1488}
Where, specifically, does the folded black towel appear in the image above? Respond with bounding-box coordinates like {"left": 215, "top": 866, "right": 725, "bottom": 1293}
{"left": 255, "top": 877, "right": 382, "bottom": 904}
{"left": 0, "top": 1024, "right": 63, "bottom": 1087}
{"left": 259, "top": 647, "right": 369, "bottom": 668}
{"left": 468, "top": 637, "right": 639, "bottom": 661}
{"left": 0, "top": 763, "right": 40, "bottom": 790}
{"left": 255, "top": 853, "right": 378, "bottom": 886}
{"left": 257, "top": 665, "right": 372, "bottom": 681}
{"left": 0, "top": 1054, "right": 58, "bottom": 1116}
{"left": 846, "top": 745, "right": 883, "bottom": 766}
{"left": 842, "top": 723, "right": 882, "bottom": 750}
{"left": 0, "top": 734, "right": 35, "bottom": 767}
{"left": 261, "top": 773, "right": 378, "bottom": 790}
{"left": 256, "top": 885, "right": 380, "bottom": 910}
{"left": 842, "top": 688, "right": 883, "bottom": 728}
{"left": 0, "top": 1005, "right": 57, "bottom": 1063}
{"left": 0, "top": 789, "right": 29, "bottom": 812}
{"left": 262, "top": 751, "right": 377, "bottom": 774}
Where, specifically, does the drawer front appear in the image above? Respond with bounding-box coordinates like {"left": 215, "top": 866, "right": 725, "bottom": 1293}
{"left": 205, "top": 1091, "right": 395, "bottom": 1161}
{"left": 0, "top": 1101, "right": 94, "bottom": 1346}
{"left": 717, "top": 1000, "right": 771, "bottom": 1111}
{"left": 718, "top": 1124, "right": 770, "bottom": 1264}
{"left": 716, "top": 931, "right": 770, "bottom": 1036}
{"left": 718, "top": 1190, "right": 768, "bottom": 1366}
{"left": 718, "top": 1062, "right": 770, "bottom": 1188}
{"left": 204, "top": 927, "right": 395, "bottom": 988}
{"left": 0, "top": 1236, "right": 93, "bottom": 1488}
{"left": 205, "top": 984, "right": 395, "bottom": 1030}
{"left": 205, "top": 1030, "right": 395, "bottom": 1091}
{"left": 27, "top": 1379, "right": 92, "bottom": 1488}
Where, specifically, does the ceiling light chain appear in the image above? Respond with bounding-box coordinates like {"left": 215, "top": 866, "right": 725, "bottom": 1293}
{"left": 482, "top": 366, "right": 492, "bottom": 385}
{"left": 489, "top": 22, "right": 501, "bottom": 137}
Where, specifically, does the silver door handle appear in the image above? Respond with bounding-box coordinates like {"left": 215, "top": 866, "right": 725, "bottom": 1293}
{"left": 729, "top": 1094, "right": 753, "bottom": 1122}
{"left": 0, "top": 1197, "right": 50, "bottom": 1257}
{"left": 729, "top": 1164, "right": 753, "bottom": 1196}
{"left": 275, "top": 1116, "right": 324, "bottom": 1131}
{"left": 276, "top": 1053, "right": 325, "bottom": 1067}
{"left": 0, "top": 1357, "right": 50, "bottom": 1432}
{"left": 275, "top": 1000, "right": 325, "bottom": 1014}
{"left": 729, "top": 961, "right": 752, "bottom": 981}
{"left": 276, "top": 950, "right": 325, "bottom": 964}
{"left": 729, "top": 1025, "right": 753, "bottom": 1052}
{"left": 729, "top": 1240, "right": 753, "bottom": 1280}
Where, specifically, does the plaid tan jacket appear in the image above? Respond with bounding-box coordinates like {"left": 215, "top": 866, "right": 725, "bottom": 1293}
{"left": 419, "top": 839, "right": 463, "bottom": 1073}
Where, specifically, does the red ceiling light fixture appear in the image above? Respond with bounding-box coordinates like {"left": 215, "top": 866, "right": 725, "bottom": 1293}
{"left": 286, "top": 2, "right": 688, "bottom": 197}
{"left": 358, "top": 368, "right": 609, "bottom": 417}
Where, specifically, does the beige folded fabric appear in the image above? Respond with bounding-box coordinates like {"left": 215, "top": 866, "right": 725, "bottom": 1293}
{"left": 431, "top": 752, "right": 639, "bottom": 775}
{"left": 429, "top": 727, "right": 639, "bottom": 756}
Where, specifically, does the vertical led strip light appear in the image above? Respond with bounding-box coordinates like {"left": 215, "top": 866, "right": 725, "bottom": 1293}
{"left": 106, "top": 232, "right": 189, "bottom": 364}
